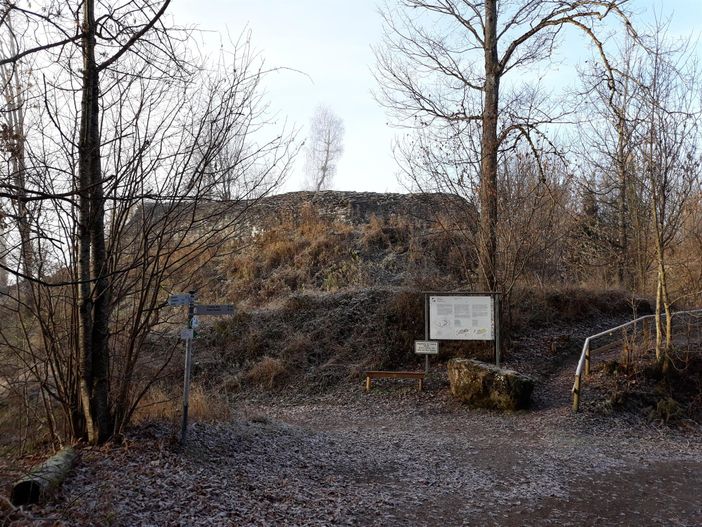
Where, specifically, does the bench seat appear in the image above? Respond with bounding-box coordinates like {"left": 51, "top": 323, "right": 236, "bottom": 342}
{"left": 364, "top": 370, "right": 425, "bottom": 391}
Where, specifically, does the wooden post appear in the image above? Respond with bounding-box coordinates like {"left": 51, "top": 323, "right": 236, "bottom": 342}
{"left": 584, "top": 342, "right": 591, "bottom": 376}
{"left": 572, "top": 374, "right": 581, "bottom": 412}
{"left": 365, "top": 375, "right": 371, "bottom": 392}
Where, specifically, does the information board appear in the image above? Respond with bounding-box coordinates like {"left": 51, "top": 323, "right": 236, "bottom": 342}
{"left": 428, "top": 295, "right": 494, "bottom": 341}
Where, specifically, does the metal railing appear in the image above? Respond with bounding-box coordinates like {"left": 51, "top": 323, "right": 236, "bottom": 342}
{"left": 572, "top": 309, "right": 702, "bottom": 412}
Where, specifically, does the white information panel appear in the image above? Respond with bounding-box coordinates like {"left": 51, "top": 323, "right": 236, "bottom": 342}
{"left": 429, "top": 295, "right": 494, "bottom": 341}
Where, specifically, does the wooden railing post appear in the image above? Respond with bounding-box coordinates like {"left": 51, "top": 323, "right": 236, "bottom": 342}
{"left": 584, "top": 342, "right": 591, "bottom": 376}
{"left": 572, "top": 374, "right": 581, "bottom": 412}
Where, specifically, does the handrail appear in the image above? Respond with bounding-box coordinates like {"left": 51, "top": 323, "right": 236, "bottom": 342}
{"left": 572, "top": 308, "right": 702, "bottom": 412}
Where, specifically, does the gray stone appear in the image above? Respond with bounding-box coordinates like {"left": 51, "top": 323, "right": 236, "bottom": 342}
{"left": 447, "top": 358, "right": 534, "bottom": 410}
{"left": 137, "top": 190, "right": 474, "bottom": 241}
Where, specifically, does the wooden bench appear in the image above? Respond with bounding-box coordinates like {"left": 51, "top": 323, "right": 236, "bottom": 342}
{"left": 364, "top": 371, "right": 425, "bottom": 392}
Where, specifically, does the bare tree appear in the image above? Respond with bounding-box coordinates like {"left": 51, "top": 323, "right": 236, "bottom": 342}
{"left": 0, "top": 1, "right": 298, "bottom": 445}
{"left": 0, "top": 6, "right": 35, "bottom": 284}
{"left": 303, "top": 105, "right": 344, "bottom": 191}
{"left": 395, "top": 121, "right": 573, "bottom": 319}
{"left": 375, "top": 0, "right": 635, "bottom": 292}
{"left": 633, "top": 28, "right": 701, "bottom": 366}
{"left": 574, "top": 17, "right": 701, "bottom": 366}
{"left": 575, "top": 35, "right": 647, "bottom": 290}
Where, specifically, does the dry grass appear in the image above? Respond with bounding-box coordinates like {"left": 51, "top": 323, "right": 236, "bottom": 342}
{"left": 0, "top": 383, "right": 59, "bottom": 455}
{"left": 180, "top": 200, "right": 478, "bottom": 306}
{"left": 264, "top": 239, "right": 299, "bottom": 268}
{"left": 244, "top": 356, "right": 288, "bottom": 390}
{"left": 590, "top": 350, "right": 702, "bottom": 424}
{"left": 217, "top": 205, "right": 361, "bottom": 303}
{"left": 361, "top": 214, "right": 390, "bottom": 249}
{"left": 132, "top": 383, "right": 232, "bottom": 424}
{"left": 158, "top": 196, "right": 654, "bottom": 399}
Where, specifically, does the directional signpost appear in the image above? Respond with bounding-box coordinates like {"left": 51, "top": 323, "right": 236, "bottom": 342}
{"left": 168, "top": 291, "right": 235, "bottom": 444}
{"left": 168, "top": 293, "right": 193, "bottom": 306}
{"left": 194, "top": 304, "right": 235, "bottom": 316}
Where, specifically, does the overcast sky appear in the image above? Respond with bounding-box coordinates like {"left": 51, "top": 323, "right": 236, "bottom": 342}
{"left": 169, "top": 1, "right": 702, "bottom": 194}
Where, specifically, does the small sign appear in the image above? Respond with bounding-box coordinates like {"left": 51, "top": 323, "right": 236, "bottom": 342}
{"left": 169, "top": 293, "right": 193, "bottom": 306}
{"left": 415, "top": 341, "right": 439, "bottom": 355}
{"left": 191, "top": 316, "right": 200, "bottom": 329}
{"left": 194, "top": 304, "right": 235, "bottom": 316}
{"left": 180, "top": 328, "right": 194, "bottom": 340}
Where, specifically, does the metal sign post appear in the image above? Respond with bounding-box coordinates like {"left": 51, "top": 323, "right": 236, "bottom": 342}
{"left": 424, "top": 294, "right": 430, "bottom": 374}
{"left": 415, "top": 340, "right": 439, "bottom": 375}
{"left": 494, "top": 294, "right": 501, "bottom": 368}
{"left": 180, "top": 292, "right": 195, "bottom": 444}
{"left": 167, "top": 291, "right": 235, "bottom": 445}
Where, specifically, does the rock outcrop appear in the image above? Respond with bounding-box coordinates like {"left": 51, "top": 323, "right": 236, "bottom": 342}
{"left": 447, "top": 358, "right": 534, "bottom": 410}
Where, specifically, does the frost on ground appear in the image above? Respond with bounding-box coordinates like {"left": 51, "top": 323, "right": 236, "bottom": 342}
{"left": 24, "top": 387, "right": 702, "bottom": 527}
{"left": 8, "top": 317, "right": 702, "bottom": 526}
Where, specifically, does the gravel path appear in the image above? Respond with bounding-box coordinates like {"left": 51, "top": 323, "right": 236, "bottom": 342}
{"left": 15, "top": 318, "right": 702, "bottom": 526}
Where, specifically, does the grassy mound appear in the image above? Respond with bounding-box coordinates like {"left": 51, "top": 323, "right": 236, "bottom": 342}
{"left": 186, "top": 287, "right": 637, "bottom": 396}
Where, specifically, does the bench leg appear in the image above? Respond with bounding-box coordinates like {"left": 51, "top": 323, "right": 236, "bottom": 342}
{"left": 365, "top": 376, "right": 371, "bottom": 392}
{"left": 418, "top": 378, "right": 423, "bottom": 392}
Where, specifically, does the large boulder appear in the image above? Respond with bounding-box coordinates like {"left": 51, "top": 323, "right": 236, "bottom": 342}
{"left": 447, "top": 358, "right": 534, "bottom": 410}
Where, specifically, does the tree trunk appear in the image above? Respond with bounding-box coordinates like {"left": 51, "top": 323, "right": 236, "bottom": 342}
{"left": 479, "top": 0, "right": 499, "bottom": 292}
{"left": 1, "top": 14, "right": 34, "bottom": 285}
{"left": 616, "top": 117, "right": 629, "bottom": 288}
{"left": 78, "top": 0, "right": 112, "bottom": 444}
{"left": 658, "top": 255, "right": 673, "bottom": 373}
{"left": 652, "top": 197, "right": 671, "bottom": 372}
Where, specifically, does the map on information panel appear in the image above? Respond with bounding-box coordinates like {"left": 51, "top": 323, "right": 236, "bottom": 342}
{"left": 429, "top": 295, "right": 494, "bottom": 341}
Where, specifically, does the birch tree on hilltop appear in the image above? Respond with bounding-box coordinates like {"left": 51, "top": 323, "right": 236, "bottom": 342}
{"left": 304, "top": 105, "right": 345, "bottom": 192}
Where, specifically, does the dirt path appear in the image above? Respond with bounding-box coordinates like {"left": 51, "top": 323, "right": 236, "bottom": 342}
{"left": 253, "top": 387, "right": 701, "bottom": 526}
{"left": 13, "top": 318, "right": 702, "bottom": 526}
{"left": 29, "top": 381, "right": 701, "bottom": 525}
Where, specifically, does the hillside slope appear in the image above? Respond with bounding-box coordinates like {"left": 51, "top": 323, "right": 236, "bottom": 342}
{"left": 151, "top": 191, "right": 642, "bottom": 399}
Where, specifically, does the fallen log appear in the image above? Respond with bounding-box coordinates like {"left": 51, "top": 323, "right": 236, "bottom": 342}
{"left": 11, "top": 447, "right": 77, "bottom": 506}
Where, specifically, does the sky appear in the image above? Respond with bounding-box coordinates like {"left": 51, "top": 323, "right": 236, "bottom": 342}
{"left": 169, "top": 0, "right": 702, "bottom": 194}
